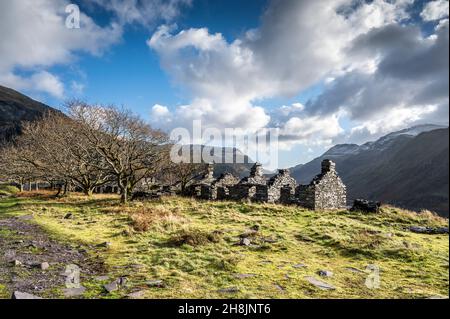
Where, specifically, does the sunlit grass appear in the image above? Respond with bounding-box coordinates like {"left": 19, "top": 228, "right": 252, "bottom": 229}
{"left": 0, "top": 192, "right": 448, "bottom": 299}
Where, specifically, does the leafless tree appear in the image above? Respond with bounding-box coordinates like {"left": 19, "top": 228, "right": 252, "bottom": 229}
{"left": 0, "top": 143, "right": 39, "bottom": 192}
{"left": 68, "top": 102, "right": 169, "bottom": 203}
{"left": 13, "top": 114, "right": 112, "bottom": 196}
{"left": 158, "top": 162, "right": 206, "bottom": 194}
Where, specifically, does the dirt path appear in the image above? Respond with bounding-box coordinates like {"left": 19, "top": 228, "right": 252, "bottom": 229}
{"left": 0, "top": 215, "right": 106, "bottom": 299}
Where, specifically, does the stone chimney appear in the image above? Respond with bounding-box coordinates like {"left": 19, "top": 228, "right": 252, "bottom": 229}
{"left": 321, "top": 159, "right": 336, "bottom": 174}
{"left": 250, "top": 162, "right": 263, "bottom": 177}
{"left": 205, "top": 163, "right": 214, "bottom": 179}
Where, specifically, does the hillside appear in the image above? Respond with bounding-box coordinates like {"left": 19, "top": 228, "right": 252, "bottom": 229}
{"left": 0, "top": 192, "right": 448, "bottom": 299}
{"left": 291, "top": 126, "right": 449, "bottom": 216}
{"left": 0, "top": 85, "right": 58, "bottom": 143}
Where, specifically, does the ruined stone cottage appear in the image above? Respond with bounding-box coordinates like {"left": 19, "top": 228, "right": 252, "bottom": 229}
{"left": 186, "top": 159, "right": 346, "bottom": 211}
{"left": 229, "top": 163, "right": 268, "bottom": 202}
{"left": 295, "top": 159, "right": 347, "bottom": 210}
{"left": 266, "top": 169, "right": 297, "bottom": 203}
{"left": 187, "top": 163, "right": 216, "bottom": 198}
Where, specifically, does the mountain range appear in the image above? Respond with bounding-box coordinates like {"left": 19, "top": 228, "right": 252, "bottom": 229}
{"left": 291, "top": 124, "right": 449, "bottom": 216}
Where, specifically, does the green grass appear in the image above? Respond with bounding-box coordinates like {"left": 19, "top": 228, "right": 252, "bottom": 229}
{"left": 0, "top": 193, "right": 448, "bottom": 299}
{"left": 0, "top": 184, "right": 19, "bottom": 197}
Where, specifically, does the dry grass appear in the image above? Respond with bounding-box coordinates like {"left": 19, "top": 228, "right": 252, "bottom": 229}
{"left": 129, "top": 206, "right": 189, "bottom": 232}
{"left": 169, "top": 228, "right": 223, "bottom": 247}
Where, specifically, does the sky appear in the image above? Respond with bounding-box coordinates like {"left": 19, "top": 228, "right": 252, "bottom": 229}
{"left": 0, "top": 0, "right": 449, "bottom": 168}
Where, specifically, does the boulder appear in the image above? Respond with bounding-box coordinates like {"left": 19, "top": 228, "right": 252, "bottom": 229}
{"left": 350, "top": 199, "right": 381, "bottom": 213}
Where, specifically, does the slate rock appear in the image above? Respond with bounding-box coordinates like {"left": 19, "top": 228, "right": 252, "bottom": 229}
{"left": 317, "top": 270, "right": 333, "bottom": 277}
{"left": 292, "top": 264, "right": 307, "bottom": 269}
{"left": 409, "top": 226, "right": 449, "bottom": 235}
{"left": 104, "top": 282, "right": 119, "bottom": 293}
{"left": 12, "top": 260, "right": 22, "bottom": 267}
{"left": 147, "top": 280, "right": 165, "bottom": 288}
{"left": 350, "top": 199, "right": 381, "bottom": 213}
{"left": 40, "top": 262, "right": 50, "bottom": 270}
{"left": 239, "top": 238, "right": 251, "bottom": 246}
{"left": 305, "top": 276, "right": 336, "bottom": 290}
{"left": 217, "top": 287, "right": 240, "bottom": 293}
{"left": 127, "top": 290, "right": 147, "bottom": 299}
{"left": 63, "top": 287, "right": 86, "bottom": 297}
{"left": 12, "top": 291, "right": 43, "bottom": 299}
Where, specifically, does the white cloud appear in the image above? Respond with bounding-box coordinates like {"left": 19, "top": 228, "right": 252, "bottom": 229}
{"left": 148, "top": 0, "right": 420, "bottom": 147}
{"left": 341, "top": 104, "right": 440, "bottom": 144}
{"left": 421, "top": 0, "right": 449, "bottom": 21}
{"left": 89, "top": 0, "right": 192, "bottom": 27}
{"left": 0, "top": 71, "right": 64, "bottom": 99}
{"left": 0, "top": 0, "right": 122, "bottom": 98}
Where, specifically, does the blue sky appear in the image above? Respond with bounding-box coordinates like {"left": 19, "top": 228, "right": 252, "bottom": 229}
{"left": 0, "top": 0, "right": 448, "bottom": 168}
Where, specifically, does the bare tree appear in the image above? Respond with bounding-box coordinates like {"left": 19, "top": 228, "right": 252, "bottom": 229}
{"left": 158, "top": 162, "right": 206, "bottom": 194}
{"left": 0, "top": 143, "right": 39, "bottom": 192}
{"left": 68, "top": 102, "right": 169, "bottom": 203}
{"left": 15, "top": 114, "right": 112, "bottom": 196}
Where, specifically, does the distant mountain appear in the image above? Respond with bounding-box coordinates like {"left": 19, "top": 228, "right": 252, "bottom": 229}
{"left": 0, "top": 85, "right": 59, "bottom": 143}
{"left": 291, "top": 125, "right": 449, "bottom": 216}
{"left": 180, "top": 144, "right": 255, "bottom": 178}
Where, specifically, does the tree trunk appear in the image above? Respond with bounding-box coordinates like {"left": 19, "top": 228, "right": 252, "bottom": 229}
{"left": 84, "top": 188, "right": 94, "bottom": 197}
{"left": 120, "top": 187, "right": 127, "bottom": 204}
{"left": 63, "top": 181, "right": 69, "bottom": 196}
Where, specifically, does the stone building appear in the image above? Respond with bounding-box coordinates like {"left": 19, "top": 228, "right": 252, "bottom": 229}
{"left": 212, "top": 173, "right": 240, "bottom": 200}
{"left": 266, "top": 169, "right": 297, "bottom": 203}
{"left": 187, "top": 163, "right": 216, "bottom": 198}
{"left": 296, "top": 159, "right": 346, "bottom": 210}
{"left": 229, "top": 163, "right": 267, "bottom": 201}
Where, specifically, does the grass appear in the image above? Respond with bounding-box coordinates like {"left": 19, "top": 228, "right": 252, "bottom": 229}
{"left": 0, "top": 185, "right": 19, "bottom": 197}
{"left": 0, "top": 192, "right": 448, "bottom": 299}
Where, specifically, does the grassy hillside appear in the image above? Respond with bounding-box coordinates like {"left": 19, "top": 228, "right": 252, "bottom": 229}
{"left": 0, "top": 192, "right": 448, "bottom": 299}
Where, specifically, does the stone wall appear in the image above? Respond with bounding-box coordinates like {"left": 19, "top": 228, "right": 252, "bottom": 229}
{"left": 296, "top": 159, "right": 346, "bottom": 210}
{"left": 267, "top": 169, "right": 297, "bottom": 203}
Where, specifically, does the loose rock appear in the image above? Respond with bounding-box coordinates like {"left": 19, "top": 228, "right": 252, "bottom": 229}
{"left": 305, "top": 276, "right": 336, "bottom": 290}
{"left": 147, "top": 280, "right": 165, "bottom": 288}
{"left": 63, "top": 287, "right": 86, "bottom": 298}
{"left": 11, "top": 291, "right": 43, "bottom": 299}
{"left": 239, "top": 238, "right": 251, "bottom": 246}
{"left": 350, "top": 199, "right": 381, "bottom": 213}
{"left": 317, "top": 270, "right": 333, "bottom": 277}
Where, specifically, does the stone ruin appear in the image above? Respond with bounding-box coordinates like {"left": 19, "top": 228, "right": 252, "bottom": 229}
{"left": 295, "top": 159, "right": 347, "bottom": 210}
{"left": 187, "top": 163, "right": 216, "bottom": 198}
{"left": 229, "top": 163, "right": 267, "bottom": 202}
{"left": 187, "top": 160, "right": 346, "bottom": 210}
